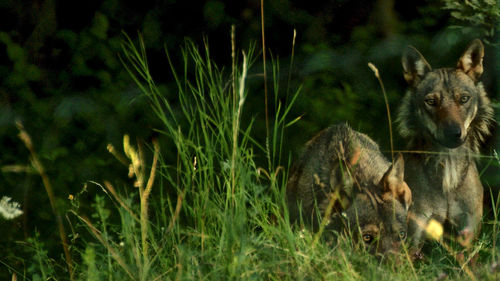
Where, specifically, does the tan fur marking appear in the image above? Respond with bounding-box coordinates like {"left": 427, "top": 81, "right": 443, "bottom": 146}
{"left": 362, "top": 224, "right": 380, "bottom": 236}
{"left": 463, "top": 105, "right": 478, "bottom": 133}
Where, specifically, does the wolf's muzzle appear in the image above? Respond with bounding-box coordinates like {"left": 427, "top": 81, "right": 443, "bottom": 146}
{"left": 440, "top": 123, "right": 465, "bottom": 148}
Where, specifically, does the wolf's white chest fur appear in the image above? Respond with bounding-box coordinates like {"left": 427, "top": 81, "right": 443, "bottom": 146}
{"left": 433, "top": 152, "right": 467, "bottom": 193}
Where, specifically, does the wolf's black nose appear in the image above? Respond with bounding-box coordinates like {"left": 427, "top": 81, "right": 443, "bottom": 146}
{"left": 451, "top": 129, "right": 462, "bottom": 139}
{"left": 445, "top": 126, "right": 462, "bottom": 140}
{"left": 441, "top": 124, "right": 464, "bottom": 148}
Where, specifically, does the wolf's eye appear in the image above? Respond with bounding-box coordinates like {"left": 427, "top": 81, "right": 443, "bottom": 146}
{"left": 362, "top": 234, "right": 374, "bottom": 244}
{"left": 424, "top": 98, "right": 437, "bottom": 106}
{"left": 459, "top": 96, "right": 471, "bottom": 104}
{"left": 399, "top": 231, "right": 407, "bottom": 240}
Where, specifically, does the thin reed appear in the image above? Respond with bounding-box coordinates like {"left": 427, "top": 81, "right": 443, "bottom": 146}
{"left": 16, "top": 121, "right": 74, "bottom": 280}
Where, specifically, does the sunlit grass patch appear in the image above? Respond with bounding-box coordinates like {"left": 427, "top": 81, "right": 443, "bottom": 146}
{"left": 8, "top": 32, "right": 498, "bottom": 281}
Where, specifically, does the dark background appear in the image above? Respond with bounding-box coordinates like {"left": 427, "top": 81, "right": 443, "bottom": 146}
{"left": 0, "top": 0, "right": 498, "bottom": 277}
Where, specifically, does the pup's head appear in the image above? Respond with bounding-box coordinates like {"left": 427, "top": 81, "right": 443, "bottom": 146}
{"left": 398, "top": 39, "right": 493, "bottom": 149}
{"left": 344, "top": 154, "right": 412, "bottom": 255}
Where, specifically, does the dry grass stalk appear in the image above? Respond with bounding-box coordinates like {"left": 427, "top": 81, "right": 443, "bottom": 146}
{"left": 140, "top": 138, "right": 160, "bottom": 260}
{"left": 368, "top": 62, "right": 394, "bottom": 161}
{"left": 103, "top": 181, "right": 140, "bottom": 222}
{"left": 167, "top": 188, "right": 186, "bottom": 233}
{"left": 16, "top": 121, "right": 74, "bottom": 280}
{"left": 260, "top": 0, "right": 269, "bottom": 137}
{"left": 120, "top": 135, "right": 160, "bottom": 263}
{"left": 73, "top": 211, "right": 134, "bottom": 279}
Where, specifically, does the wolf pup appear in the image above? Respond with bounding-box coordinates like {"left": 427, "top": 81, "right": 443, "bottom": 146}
{"left": 286, "top": 123, "right": 412, "bottom": 254}
{"left": 397, "top": 39, "right": 494, "bottom": 249}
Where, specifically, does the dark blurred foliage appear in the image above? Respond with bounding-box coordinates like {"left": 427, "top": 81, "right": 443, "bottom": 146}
{"left": 0, "top": 0, "right": 498, "bottom": 278}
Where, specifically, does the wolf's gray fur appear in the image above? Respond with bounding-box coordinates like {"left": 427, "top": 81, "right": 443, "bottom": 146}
{"left": 286, "top": 123, "right": 412, "bottom": 254}
{"left": 397, "top": 39, "right": 494, "bottom": 248}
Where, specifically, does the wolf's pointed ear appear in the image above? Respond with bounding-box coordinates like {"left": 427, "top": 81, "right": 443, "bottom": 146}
{"left": 381, "top": 153, "right": 412, "bottom": 210}
{"left": 457, "top": 39, "right": 484, "bottom": 81}
{"left": 402, "top": 46, "right": 431, "bottom": 86}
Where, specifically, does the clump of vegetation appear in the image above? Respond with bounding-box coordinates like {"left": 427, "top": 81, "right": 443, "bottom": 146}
{"left": 12, "top": 34, "right": 497, "bottom": 280}
{"left": 1, "top": 1, "right": 499, "bottom": 280}
{"left": 443, "top": 0, "right": 500, "bottom": 41}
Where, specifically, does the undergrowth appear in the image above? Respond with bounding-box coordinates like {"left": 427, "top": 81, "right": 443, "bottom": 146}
{"left": 9, "top": 33, "right": 500, "bottom": 281}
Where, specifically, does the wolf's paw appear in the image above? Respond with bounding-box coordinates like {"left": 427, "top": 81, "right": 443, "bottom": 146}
{"left": 411, "top": 250, "right": 424, "bottom": 262}
{"left": 457, "top": 228, "right": 473, "bottom": 247}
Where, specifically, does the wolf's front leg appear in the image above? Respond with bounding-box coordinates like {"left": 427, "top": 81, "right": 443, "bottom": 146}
{"left": 448, "top": 164, "right": 483, "bottom": 247}
{"left": 407, "top": 213, "right": 426, "bottom": 259}
{"left": 407, "top": 207, "right": 439, "bottom": 260}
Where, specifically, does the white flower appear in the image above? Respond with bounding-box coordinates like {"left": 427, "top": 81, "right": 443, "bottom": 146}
{"left": 0, "top": 196, "right": 23, "bottom": 220}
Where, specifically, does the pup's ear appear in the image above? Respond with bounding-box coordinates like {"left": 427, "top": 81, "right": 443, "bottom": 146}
{"left": 457, "top": 39, "right": 484, "bottom": 81}
{"left": 380, "top": 153, "right": 412, "bottom": 210}
{"left": 402, "top": 46, "right": 431, "bottom": 86}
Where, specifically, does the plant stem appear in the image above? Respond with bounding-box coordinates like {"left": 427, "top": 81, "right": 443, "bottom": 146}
{"left": 16, "top": 121, "right": 73, "bottom": 280}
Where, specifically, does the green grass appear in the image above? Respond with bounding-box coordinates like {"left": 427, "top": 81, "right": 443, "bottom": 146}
{"left": 13, "top": 34, "right": 500, "bottom": 281}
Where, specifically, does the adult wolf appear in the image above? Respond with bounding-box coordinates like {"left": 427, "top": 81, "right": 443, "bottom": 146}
{"left": 286, "top": 123, "right": 412, "bottom": 254}
{"left": 397, "top": 39, "right": 494, "bottom": 250}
